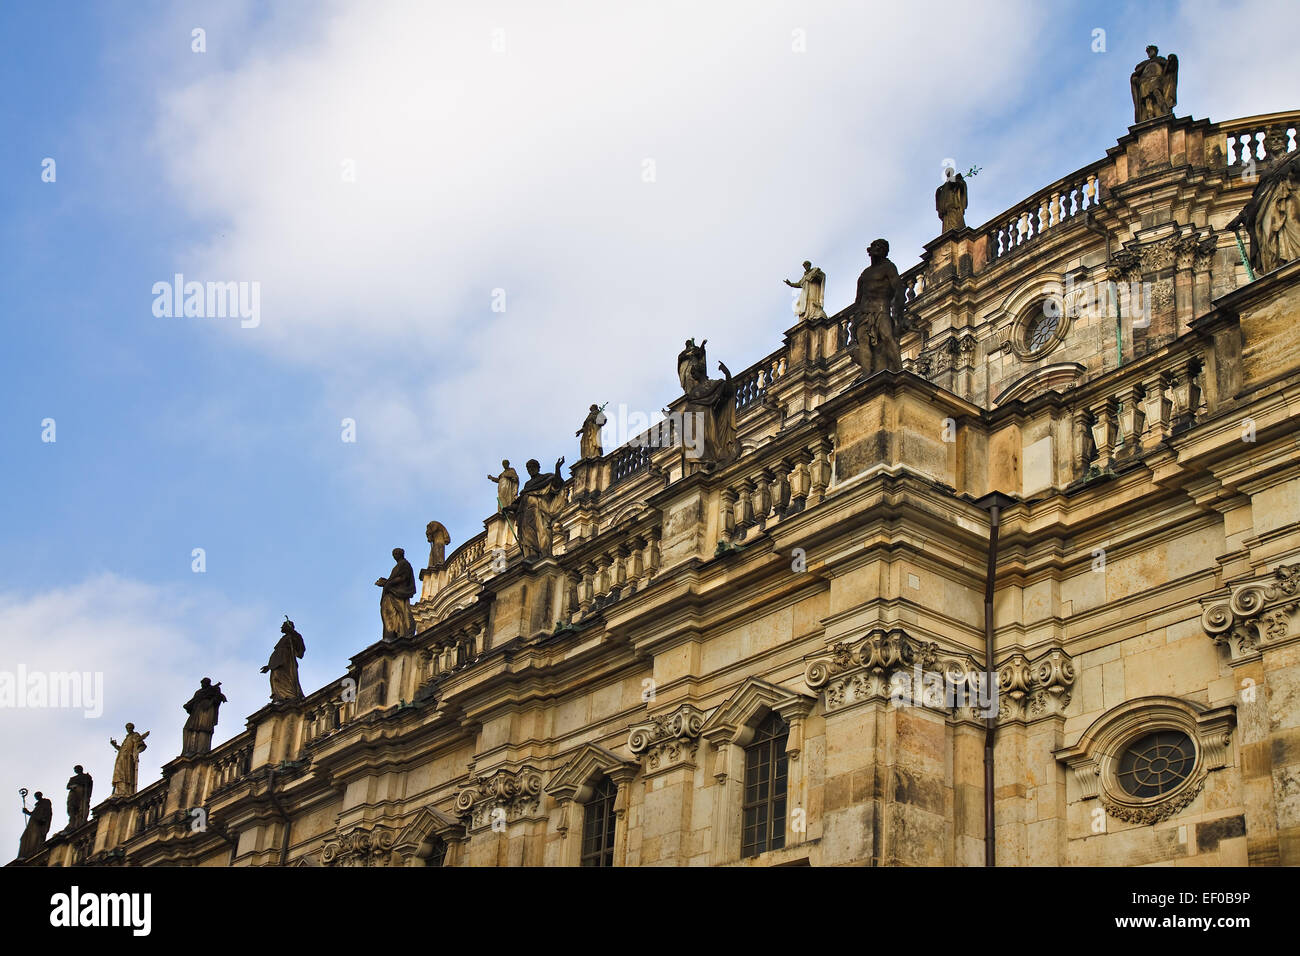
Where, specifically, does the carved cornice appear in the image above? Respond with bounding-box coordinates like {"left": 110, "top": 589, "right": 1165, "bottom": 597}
{"left": 321, "top": 825, "right": 396, "bottom": 867}
{"left": 455, "top": 765, "right": 545, "bottom": 832}
{"left": 1201, "top": 562, "right": 1300, "bottom": 662}
{"left": 627, "top": 703, "right": 707, "bottom": 776}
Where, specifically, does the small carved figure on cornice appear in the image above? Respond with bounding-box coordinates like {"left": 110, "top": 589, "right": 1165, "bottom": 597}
{"left": 1130, "top": 45, "right": 1177, "bottom": 124}
{"left": 425, "top": 520, "right": 450, "bottom": 569}
{"left": 487, "top": 460, "right": 519, "bottom": 513}
{"left": 1229, "top": 151, "right": 1300, "bottom": 275}
{"left": 181, "top": 678, "right": 226, "bottom": 757}
{"left": 849, "top": 239, "right": 905, "bottom": 378}
{"left": 109, "top": 723, "right": 150, "bottom": 798}
{"left": 785, "top": 261, "right": 827, "bottom": 321}
{"left": 936, "top": 170, "right": 968, "bottom": 233}
{"left": 262, "top": 617, "right": 305, "bottom": 701}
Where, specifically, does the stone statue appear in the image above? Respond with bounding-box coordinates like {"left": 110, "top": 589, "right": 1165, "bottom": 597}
{"left": 1230, "top": 151, "right": 1300, "bottom": 275}
{"left": 576, "top": 404, "right": 606, "bottom": 460}
{"left": 487, "top": 460, "right": 519, "bottom": 513}
{"left": 65, "top": 766, "right": 93, "bottom": 830}
{"left": 18, "top": 791, "right": 52, "bottom": 859}
{"left": 784, "top": 261, "right": 827, "bottom": 321}
{"left": 109, "top": 723, "right": 150, "bottom": 798}
{"left": 425, "top": 520, "right": 451, "bottom": 568}
{"left": 181, "top": 678, "right": 227, "bottom": 757}
{"left": 936, "top": 171, "right": 968, "bottom": 233}
{"left": 262, "top": 618, "right": 305, "bottom": 701}
{"left": 507, "top": 457, "right": 567, "bottom": 560}
{"left": 376, "top": 548, "right": 417, "bottom": 641}
{"left": 678, "top": 338, "right": 738, "bottom": 470}
{"left": 850, "top": 239, "right": 905, "bottom": 377}
{"left": 1130, "top": 45, "right": 1177, "bottom": 124}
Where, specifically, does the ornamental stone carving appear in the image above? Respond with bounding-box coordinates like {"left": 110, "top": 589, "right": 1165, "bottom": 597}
{"left": 1201, "top": 563, "right": 1300, "bottom": 662}
{"left": 320, "top": 825, "right": 397, "bottom": 867}
{"left": 1056, "top": 697, "right": 1234, "bottom": 827}
{"left": 804, "top": 629, "right": 1074, "bottom": 723}
{"left": 627, "top": 703, "right": 707, "bottom": 775}
{"left": 455, "top": 765, "right": 545, "bottom": 832}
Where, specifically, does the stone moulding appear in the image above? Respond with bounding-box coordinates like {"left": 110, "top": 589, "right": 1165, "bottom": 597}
{"left": 455, "top": 765, "right": 545, "bottom": 832}
{"left": 802, "top": 627, "right": 1075, "bottom": 722}
{"left": 627, "top": 702, "right": 708, "bottom": 776}
{"left": 1055, "top": 696, "right": 1235, "bottom": 827}
{"left": 544, "top": 743, "right": 636, "bottom": 838}
{"left": 1201, "top": 562, "right": 1300, "bottom": 662}
{"left": 320, "top": 824, "right": 396, "bottom": 867}
{"left": 391, "top": 805, "right": 465, "bottom": 865}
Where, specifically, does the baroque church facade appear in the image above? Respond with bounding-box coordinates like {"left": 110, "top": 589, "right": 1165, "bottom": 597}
{"left": 15, "top": 69, "right": 1300, "bottom": 867}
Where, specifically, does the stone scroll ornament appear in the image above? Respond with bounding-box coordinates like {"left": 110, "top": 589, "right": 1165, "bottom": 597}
{"left": 1201, "top": 563, "right": 1300, "bottom": 661}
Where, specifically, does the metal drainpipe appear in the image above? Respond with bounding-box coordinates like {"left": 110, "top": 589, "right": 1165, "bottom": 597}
{"left": 974, "top": 492, "right": 1016, "bottom": 867}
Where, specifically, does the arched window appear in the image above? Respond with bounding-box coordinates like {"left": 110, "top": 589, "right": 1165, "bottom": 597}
{"left": 741, "top": 712, "right": 789, "bottom": 859}
{"left": 580, "top": 776, "right": 618, "bottom": 867}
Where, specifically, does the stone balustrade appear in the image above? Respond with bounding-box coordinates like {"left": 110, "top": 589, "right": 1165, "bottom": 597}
{"left": 734, "top": 351, "right": 788, "bottom": 414}
{"left": 1221, "top": 112, "right": 1298, "bottom": 175}
{"left": 133, "top": 781, "right": 168, "bottom": 836}
{"left": 984, "top": 163, "right": 1106, "bottom": 262}
{"left": 209, "top": 738, "right": 254, "bottom": 795}
{"left": 571, "top": 527, "right": 661, "bottom": 619}
{"left": 716, "top": 434, "right": 832, "bottom": 547}
{"left": 1075, "top": 350, "right": 1205, "bottom": 476}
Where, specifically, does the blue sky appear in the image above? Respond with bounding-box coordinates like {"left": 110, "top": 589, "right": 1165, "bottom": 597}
{"left": 1, "top": 0, "right": 1294, "bottom": 854}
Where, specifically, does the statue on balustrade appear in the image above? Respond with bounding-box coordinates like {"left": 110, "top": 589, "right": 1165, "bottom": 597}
{"left": 181, "top": 677, "right": 227, "bottom": 757}
{"left": 677, "top": 338, "right": 737, "bottom": 470}
{"left": 936, "top": 170, "right": 968, "bottom": 233}
{"left": 1230, "top": 150, "right": 1300, "bottom": 275}
{"left": 487, "top": 460, "right": 519, "bottom": 513}
{"left": 262, "top": 618, "right": 305, "bottom": 701}
{"left": 65, "top": 765, "right": 93, "bottom": 831}
{"left": 849, "top": 239, "right": 905, "bottom": 377}
{"left": 784, "top": 261, "right": 827, "bottom": 321}
{"left": 576, "top": 404, "right": 606, "bottom": 460}
{"left": 109, "top": 723, "right": 150, "bottom": 798}
{"left": 18, "top": 791, "right": 52, "bottom": 859}
{"left": 425, "top": 520, "right": 451, "bottom": 569}
{"left": 1130, "top": 45, "right": 1177, "bottom": 124}
{"left": 376, "top": 548, "right": 417, "bottom": 642}
{"left": 508, "top": 457, "right": 567, "bottom": 560}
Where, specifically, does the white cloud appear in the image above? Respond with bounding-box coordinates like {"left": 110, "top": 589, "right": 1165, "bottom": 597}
{"left": 0, "top": 575, "right": 276, "bottom": 860}
{"left": 150, "top": 0, "right": 1062, "bottom": 535}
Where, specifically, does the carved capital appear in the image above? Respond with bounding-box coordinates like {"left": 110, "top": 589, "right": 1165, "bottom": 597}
{"left": 628, "top": 703, "right": 707, "bottom": 776}
{"left": 1201, "top": 563, "right": 1300, "bottom": 662}
{"left": 455, "top": 765, "right": 545, "bottom": 832}
{"left": 321, "top": 825, "right": 397, "bottom": 867}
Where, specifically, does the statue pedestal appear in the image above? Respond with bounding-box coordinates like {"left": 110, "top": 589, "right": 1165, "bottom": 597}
{"left": 485, "top": 556, "right": 570, "bottom": 645}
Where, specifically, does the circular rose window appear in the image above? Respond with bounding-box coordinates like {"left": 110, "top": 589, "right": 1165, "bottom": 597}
{"left": 1026, "top": 311, "right": 1060, "bottom": 353}
{"left": 1116, "top": 730, "right": 1195, "bottom": 798}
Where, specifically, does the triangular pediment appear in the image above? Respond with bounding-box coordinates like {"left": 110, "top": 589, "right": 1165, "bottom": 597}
{"left": 699, "top": 677, "right": 812, "bottom": 745}
{"left": 392, "top": 804, "right": 464, "bottom": 855}
{"left": 545, "top": 743, "right": 636, "bottom": 803}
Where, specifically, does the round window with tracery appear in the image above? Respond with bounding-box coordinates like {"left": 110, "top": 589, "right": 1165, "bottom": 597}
{"left": 1026, "top": 311, "right": 1060, "bottom": 353}
{"left": 1116, "top": 730, "right": 1195, "bottom": 798}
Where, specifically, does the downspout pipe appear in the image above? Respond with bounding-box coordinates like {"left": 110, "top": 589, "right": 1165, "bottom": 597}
{"left": 973, "top": 492, "right": 1017, "bottom": 867}
{"left": 266, "top": 766, "right": 292, "bottom": 867}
